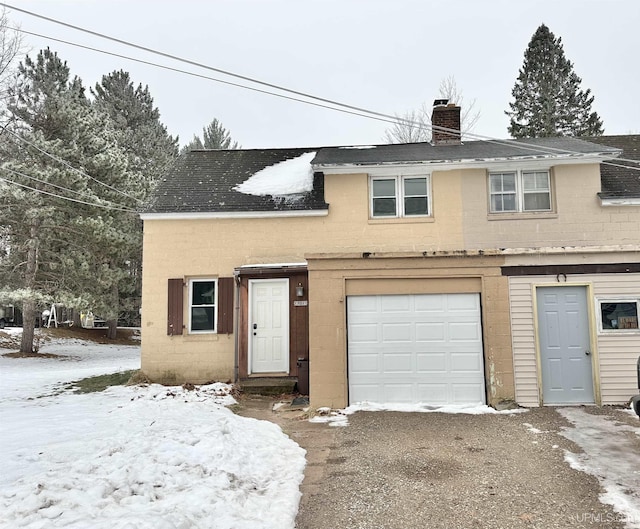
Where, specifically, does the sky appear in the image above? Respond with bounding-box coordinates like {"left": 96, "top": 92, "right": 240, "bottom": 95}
{"left": 4, "top": 0, "right": 640, "bottom": 149}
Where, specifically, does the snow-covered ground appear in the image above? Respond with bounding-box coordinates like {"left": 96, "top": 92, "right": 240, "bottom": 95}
{"left": 0, "top": 329, "right": 305, "bottom": 529}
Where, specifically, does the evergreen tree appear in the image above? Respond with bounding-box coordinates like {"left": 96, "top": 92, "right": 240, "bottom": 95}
{"left": 0, "top": 49, "right": 130, "bottom": 350}
{"left": 506, "top": 24, "right": 604, "bottom": 138}
{"left": 182, "top": 118, "right": 240, "bottom": 152}
{"left": 92, "top": 71, "right": 179, "bottom": 334}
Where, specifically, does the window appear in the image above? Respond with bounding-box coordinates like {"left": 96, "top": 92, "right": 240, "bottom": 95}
{"left": 489, "top": 170, "right": 551, "bottom": 213}
{"left": 189, "top": 279, "right": 217, "bottom": 333}
{"left": 599, "top": 300, "right": 639, "bottom": 331}
{"left": 371, "top": 176, "right": 429, "bottom": 218}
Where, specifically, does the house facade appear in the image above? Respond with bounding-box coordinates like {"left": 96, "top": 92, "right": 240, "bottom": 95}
{"left": 140, "top": 105, "right": 640, "bottom": 409}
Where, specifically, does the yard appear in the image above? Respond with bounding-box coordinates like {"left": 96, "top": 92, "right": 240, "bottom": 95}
{"left": 0, "top": 327, "right": 305, "bottom": 529}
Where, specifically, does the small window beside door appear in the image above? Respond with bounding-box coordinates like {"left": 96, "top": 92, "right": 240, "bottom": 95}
{"left": 599, "top": 300, "right": 639, "bottom": 332}
{"left": 189, "top": 278, "right": 217, "bottom": 333}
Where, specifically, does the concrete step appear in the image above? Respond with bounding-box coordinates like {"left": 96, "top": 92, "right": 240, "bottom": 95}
{"left": 240, "top": 377, "right": 297, "bottom": 396}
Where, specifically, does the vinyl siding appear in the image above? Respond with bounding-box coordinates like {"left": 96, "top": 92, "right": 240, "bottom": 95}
{"left": 509, "top": 274, "right": 640, "bottom": 407}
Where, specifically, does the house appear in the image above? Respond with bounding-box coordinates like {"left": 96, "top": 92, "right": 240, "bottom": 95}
{"left": 140, "top": 102, "right": 640, "bottom": 409}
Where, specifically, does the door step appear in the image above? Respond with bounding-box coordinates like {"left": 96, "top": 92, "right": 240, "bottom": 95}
{"left": 240, "top": 377, "right": 297, "bottom": 396}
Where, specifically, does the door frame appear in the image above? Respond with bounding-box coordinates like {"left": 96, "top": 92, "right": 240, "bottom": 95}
{"left": 532, "top": 283, "right": 601, "bottom": 406}
{"left": 247, "top": 278, "right": 290, "bottom": 375}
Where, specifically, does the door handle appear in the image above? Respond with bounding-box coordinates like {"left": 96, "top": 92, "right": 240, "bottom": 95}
{"left": 585, "top": 350, "right": 591, "bottom": 356}
{"left": 253, "top": 323, "right": 257, "bottom": 330}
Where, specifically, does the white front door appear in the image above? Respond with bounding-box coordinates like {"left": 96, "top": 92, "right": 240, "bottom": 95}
{"left": 249, "top": 279, "right": 289, "bottom": 374}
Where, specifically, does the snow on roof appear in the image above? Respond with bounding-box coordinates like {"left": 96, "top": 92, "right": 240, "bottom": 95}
{"left": 338, "top": 145, "right": 377, "bottom": 150}
{"left": 234, "top": 151, "right": 316, "bottom": 197}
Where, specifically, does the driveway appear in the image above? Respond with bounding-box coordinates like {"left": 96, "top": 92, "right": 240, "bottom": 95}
{"left": 237, "top": 399, "right": 640, "bottom": 529}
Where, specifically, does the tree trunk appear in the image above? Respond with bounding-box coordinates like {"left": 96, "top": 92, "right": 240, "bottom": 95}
{"left": 20, "top": 222, "right": 39, "bottom": 354}
{"left": 107, "top": 319, "right": 117, "bottom": 340}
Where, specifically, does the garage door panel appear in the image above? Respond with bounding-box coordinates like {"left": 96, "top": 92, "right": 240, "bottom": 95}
{"left": 415, "top": 322, "right": 445, "bottom": 341}
{"left": 451, "top": 352, "right": 483, "bottom": 372}
{"left": 383, "top": 353, "right": 413, "bottom": 372}
{"left": 382, "top": 323, "right": 413, "bottom": 342}
{"left": 416, "top": 352, "right": 447, "bottom": 372}
{"left": 448, "top": 321, "right": 481, "bottom": 341}
{"left": 349, "top": 323, "right": 379, "bottom": 343}
{"left": 348, "top": 293, "right": 485, "bottom": 406}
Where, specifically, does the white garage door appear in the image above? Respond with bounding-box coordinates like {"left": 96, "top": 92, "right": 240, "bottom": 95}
{"left": 347, "top": 293, "right": 485, "bottom": 405}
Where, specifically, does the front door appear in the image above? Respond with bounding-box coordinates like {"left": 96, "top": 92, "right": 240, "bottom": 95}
{"left": 249, "top": 279, "right": 289, "bottom": 374}
{"left": 536, "top": 286, "right": 594, "bottom": 404}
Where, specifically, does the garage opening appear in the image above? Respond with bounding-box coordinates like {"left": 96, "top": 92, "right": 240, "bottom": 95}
{"left": 347, "top": 293, "right": 486, "bottom": 406}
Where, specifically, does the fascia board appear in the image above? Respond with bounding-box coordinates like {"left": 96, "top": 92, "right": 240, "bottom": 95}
{"left": 140, "top": 209, "right": 329, "bottom": 220}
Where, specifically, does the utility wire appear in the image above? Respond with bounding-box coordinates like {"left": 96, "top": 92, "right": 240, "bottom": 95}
{"left": 6, "top": 6, "right": 640, "bottom": 175}
{"left": 0, "top": 175, "right": 136, "bottom": 212}
{"left": 9, "top": 14, "right": 640, "bottom": 170}
{"left": 1, "top": 125, "right": 145, "bottom": 204}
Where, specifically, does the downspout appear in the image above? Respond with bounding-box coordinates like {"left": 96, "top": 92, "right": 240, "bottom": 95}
{"left": 233, "top": 270, "right": 241, "bottom": 384}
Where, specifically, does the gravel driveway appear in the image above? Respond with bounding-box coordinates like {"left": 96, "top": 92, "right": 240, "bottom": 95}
{"left": 238, "top": 399, "right": 638, "bottom": 529}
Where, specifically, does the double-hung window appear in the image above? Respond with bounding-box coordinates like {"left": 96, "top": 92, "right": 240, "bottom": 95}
{"left": 489, "top": 170, "right": 551, "bottom": 213}
{"left": 371, "top": 176, "right": 429, "bottom": 218}
{"left": 189, "top": 278, "right": 217, "bottom": 333}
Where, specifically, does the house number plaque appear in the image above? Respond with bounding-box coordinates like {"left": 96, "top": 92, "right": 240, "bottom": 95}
{"left": 294, "top": 301, "right": 308, "bottom": 307}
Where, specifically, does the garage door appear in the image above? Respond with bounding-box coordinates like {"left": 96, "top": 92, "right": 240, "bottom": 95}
{"left": 347, "top": 293, "right": 485, "bottom": 405}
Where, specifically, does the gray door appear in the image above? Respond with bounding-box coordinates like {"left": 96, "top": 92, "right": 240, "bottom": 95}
{"left": 537, "top": 286, "right": 594, "bottom": 404}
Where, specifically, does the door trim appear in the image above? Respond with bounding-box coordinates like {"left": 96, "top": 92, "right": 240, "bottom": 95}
{"left": 248, "top": 278, "right": 290, "bottom": 375}
{"left": 532, "top": 283, "right": 601, "bottom": 406}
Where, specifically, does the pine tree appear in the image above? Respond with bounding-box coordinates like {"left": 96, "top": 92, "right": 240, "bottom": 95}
{"left": 506, "top": 24, "right": 604, "bottom": 138}
{"left": 0, "top": 49, "right": 130, "bottom": 350}
{"left": 182, "top": 118, "right": 240, "bottom": 152}
{"left": 92, "top": 71, "right": 179, "bottom": 334}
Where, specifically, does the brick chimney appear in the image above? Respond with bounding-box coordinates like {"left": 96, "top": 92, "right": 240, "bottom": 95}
{"left": 431, "top": 99, "right": 461, "bottom": 145}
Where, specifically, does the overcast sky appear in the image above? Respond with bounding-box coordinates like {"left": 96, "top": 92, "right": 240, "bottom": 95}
{"left": 5, "top": 0, "right": 640, "bottom": 148}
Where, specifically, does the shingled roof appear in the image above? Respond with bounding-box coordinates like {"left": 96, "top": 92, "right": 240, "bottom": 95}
{"left": 145, "top": 148, "right": 328, "bottom": 215}
{"left": 312, "top": 137, "right": 619, "bottom": 166}
{"left": 145, "top": 137, "right": 627, "bottom": 215}
{"left": 586, "top": 135, "right": 640, "bottom": 198}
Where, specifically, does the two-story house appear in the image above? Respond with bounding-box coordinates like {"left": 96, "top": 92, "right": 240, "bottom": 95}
{"left": 140, "top": 103, "right": 640, "bottom": 409}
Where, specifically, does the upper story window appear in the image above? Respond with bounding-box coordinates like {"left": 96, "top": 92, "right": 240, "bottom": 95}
{"left": 489, "top": 170, "right": 551, "bottom": 213}
{"left": 189, "top": 278, "right": 217, "bottom": 333}
{"left": 371, "top": 176, "right": 430, "bottom": 218}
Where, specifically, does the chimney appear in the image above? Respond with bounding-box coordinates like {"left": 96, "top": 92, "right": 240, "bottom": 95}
{"left": 431, "top": 99, "right": 461, "bottom": 145}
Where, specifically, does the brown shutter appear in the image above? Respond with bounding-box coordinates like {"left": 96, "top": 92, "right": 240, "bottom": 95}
{"left": 167, "top": 278, "right": 184, "bottom": 336}
{"left": 217, "top": 277, "right": 234, "bottom": 334}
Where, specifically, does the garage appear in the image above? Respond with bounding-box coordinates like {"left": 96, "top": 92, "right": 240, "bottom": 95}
{"left": 347, "top": 293, "right": 486, "bottom": 405}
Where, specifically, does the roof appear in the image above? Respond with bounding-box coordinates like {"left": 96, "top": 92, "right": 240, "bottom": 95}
{"left": 586, "top": 135, "right": 640, "bottom": 198}
{"left": 145, "top": 148, "right": 328, "bottom": 215}
{"left": 312, "top": 137, "right": 620, "bottom": 166}
{"left": 145, "top": 137, "right": 631, "bottom": 216}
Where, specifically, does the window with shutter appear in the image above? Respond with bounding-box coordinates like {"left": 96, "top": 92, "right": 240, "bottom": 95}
{"left": 217, "top": 277, "right": 234, "bottom": 334}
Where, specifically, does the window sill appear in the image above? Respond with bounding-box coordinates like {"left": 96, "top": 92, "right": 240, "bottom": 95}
{"left": 183, "top": 332, "right": 220, "bottom": 341}
{"left": 487, "top": 212, "right": 558, "bottom": 221}
{"left": 368, "top": 216, "right": 435, "bottom": 225}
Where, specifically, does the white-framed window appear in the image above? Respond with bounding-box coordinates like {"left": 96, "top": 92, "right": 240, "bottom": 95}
{"left": 189, "top": 278, "right": 217, "bottom": 333}
{"left": 370, "top": 175, "right": 430, "bottom": 218}
{"left": 598, "top": 299, "right": 639, "bottom": 332}
{"left": 489, "top": 170, "right": 552, "bottom": 213}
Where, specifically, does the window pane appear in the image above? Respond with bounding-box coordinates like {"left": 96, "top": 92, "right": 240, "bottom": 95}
{"left": 191, "top": 307, "right": 214, "bottom": 331}
{"left": 404, "top": 196, "right": 428, "bottom": 216}
{"left": 523, "top": 192, "right": 551, "bottom": 211}
{"left": 523, "top": 171, "right": 549, "bottom": 191}
{"left": 601, "top": 302, "right": 638, "bottom": 330}
{"left": 372, "top": 179, "right": 395, "bottom": 197}
{"left": 373, "top": 197, "right": 396, "bottom": 216}
{"left": 490, "top": 173, "right": 516, "bottom": 192}
{"left": 404, "top": 178, "right": 427, "bottom": 196}
{"left": 192, "top": 281, "right": 215, "bottom": 305}
{"left": 491, "top": 193, "right": 516, "bottom": 212}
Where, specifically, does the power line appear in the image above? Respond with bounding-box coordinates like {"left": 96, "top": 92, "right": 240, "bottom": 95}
{"left": 0, "top": 174, "right": 136, "bottom": 212}
{"left": 6, "top": 5, "right": 640, "bottom": 175}
{"left": 1, "top": 125, "right": 145, "bottom": 204}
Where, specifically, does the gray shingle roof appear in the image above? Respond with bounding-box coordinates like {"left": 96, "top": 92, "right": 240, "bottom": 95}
{"left": 585, "top": 135, "right": 640, "bottom": 198}
{"left": 146, "top": 148, "right": 328, "bottom": 214}
{"left": 312, "top": 137, "right": 620, "bottom": 166}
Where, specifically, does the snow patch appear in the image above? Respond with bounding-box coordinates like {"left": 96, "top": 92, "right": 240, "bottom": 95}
{"left": 558, "top": 407, "right": 640, "bottom": 528}
{"left": 338, "top": 145, "right": 377, "bottom": 150}
{"left": 234, "top": 152, "right": 316, "bottom": 198}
